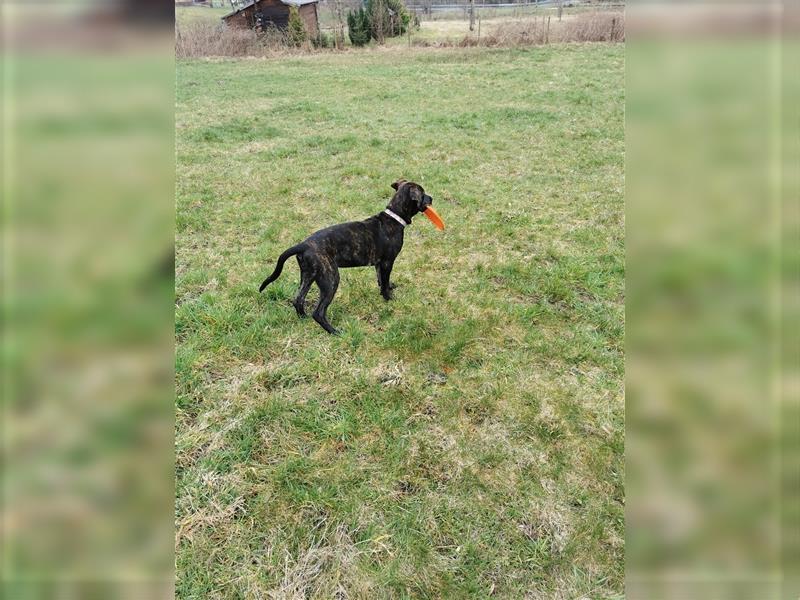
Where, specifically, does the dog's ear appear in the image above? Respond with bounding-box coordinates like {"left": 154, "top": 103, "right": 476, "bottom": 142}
{"left": 391, "top": 179, "right": 407, "bottom": 191}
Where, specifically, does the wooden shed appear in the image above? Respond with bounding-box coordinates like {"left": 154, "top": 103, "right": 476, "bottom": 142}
{"left": 222, "top": 0, "right": 320, "bottom": 37}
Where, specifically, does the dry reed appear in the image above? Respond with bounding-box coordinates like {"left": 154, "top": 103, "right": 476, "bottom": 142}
{"left": 175, "top": 21, "right": 294, "bottom": 58}
{"left": 446, "top": 11, "right": 625, "bottom": 48}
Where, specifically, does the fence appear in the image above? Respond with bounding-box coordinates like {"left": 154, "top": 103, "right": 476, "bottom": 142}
{"left": 406, "top": 1, "right": 624, "bottom": 19}
{"left": 406, "top": 1, "right": 624, "bottom": 9}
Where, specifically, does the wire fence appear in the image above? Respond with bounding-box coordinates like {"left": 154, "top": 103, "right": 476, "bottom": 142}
{"left": 409, "top": 1, "right": 622, "bottom": 8}
{"left": 403, "top": 1, "right": 624, "bottom": 22}
{"left": 405, "top": 1, "right": 624, "bottom": 10}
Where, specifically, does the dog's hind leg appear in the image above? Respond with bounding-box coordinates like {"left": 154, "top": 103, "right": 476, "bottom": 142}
{"left": 293, "top": 257, "right": 314, "bottom": 318}
{"left": 293, "top": 270, "right": 313, "bottom": 318}
{"left": 312, "top": 267, "right": 340, "bottom": 335}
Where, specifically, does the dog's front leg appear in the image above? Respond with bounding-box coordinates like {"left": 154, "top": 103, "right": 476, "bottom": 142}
{"left": 375, "top": 265, "right": 396, "bottom": 292}
{"left": 377, "top": 260, "right": 395, "bottom": 300}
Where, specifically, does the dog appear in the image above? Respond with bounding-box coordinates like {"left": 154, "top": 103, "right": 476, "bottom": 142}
{"left": 258, "top": 180, "right": 434, "bottom": 334}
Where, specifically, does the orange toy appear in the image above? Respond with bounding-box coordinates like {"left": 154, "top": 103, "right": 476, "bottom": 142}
{"left": 423, "top": 207, "right": 445, "bottom": 231}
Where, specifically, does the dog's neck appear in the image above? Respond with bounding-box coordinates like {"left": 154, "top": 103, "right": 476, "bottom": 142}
{"left": 383, "top": 186, "right": 422, "bottom": 224}
{"left": 383, "top": 203, "right": 417, "bottom": 225}
{"left": 382, "top": 208, "right": 409, "bottom": 227}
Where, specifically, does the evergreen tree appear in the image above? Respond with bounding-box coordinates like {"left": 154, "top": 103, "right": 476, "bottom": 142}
{"left": 387, "top": 0, "right": 412, "bottom": 34}
{"left": 365, "top": 0, "right": 411, "bottom": 40}
{"left": 367, "top": 0, "right": 390, "bottom": 42}
{"left": 287, "top": 6, "right": 307, "bottom": 47}
{"left": 347, "top": 7, "right": 371, "bottom": 46}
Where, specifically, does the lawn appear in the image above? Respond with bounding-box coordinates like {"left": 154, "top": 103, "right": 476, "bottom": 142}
{"left": 176, "top": 5, "right": 230, "bottom": 26}
{"left": 176, "top": 44, "right": 624, "bottom": 598}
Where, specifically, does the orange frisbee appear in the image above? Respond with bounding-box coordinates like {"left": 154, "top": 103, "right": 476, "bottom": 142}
{"left": 423, "top": 207, "right": 445, "bottom": 231}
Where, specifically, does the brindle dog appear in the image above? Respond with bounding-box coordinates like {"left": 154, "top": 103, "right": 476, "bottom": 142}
{"left": 258, "top": 180, "right": 433, "bottom": 334}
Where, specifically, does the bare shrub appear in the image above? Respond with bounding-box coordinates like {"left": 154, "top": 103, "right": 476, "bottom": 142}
{"left": 260, "top": 24, "right": 292, "bottom": 50}
{"left": 558, "top": 11, "right": 625, "bottom": 42}
{"left": 175, "top": 20, "right": 291, "bottom": 58}
{"left": 491, "top": 19, "right": 551, "bottom": 45}
{"left": 441, "top": 11, "right": 624, "bottom": 48}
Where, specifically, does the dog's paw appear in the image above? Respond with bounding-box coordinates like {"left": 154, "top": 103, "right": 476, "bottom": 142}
{"left": 292, "top": 298, "right": 309, "bottom": 318}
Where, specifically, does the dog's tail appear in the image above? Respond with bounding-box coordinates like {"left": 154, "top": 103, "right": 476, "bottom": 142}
{"left": 259, "top": 243, "right": 305, "bottom": 292}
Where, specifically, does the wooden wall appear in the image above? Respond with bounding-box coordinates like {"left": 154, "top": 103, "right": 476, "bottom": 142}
{"left": 223, "top": 0, "right": 319, "bottom": 37}
{"left": 298, "top": 3, "right": 319, "bottom": 37}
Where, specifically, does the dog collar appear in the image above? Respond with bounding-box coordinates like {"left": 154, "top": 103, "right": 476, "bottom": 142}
{"left": 383, "top": 209, "right": 408, "bottom": 227}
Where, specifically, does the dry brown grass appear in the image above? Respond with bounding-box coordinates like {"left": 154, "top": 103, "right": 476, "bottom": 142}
{"left": 175, "top": 21, "right": 294, "bottom": 58}
{"left": 176, "top": 11, "right": 623, "bottom": 57}
{"left": 558, "top": 10, "right": 625, "bottom": 43}
{"left": 423, "top": 11, "right": 625, "bottom": 48}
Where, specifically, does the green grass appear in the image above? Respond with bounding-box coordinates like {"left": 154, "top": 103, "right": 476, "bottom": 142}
{"left": 176, "top": 44, "right": 624, "bottom": 598}
{"left": 176, "top": 5, "right": 230, "bottom": 26}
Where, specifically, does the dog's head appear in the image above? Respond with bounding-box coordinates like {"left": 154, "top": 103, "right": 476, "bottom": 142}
{"left": 388, "top": 179, "right": 433, "bottom": 221}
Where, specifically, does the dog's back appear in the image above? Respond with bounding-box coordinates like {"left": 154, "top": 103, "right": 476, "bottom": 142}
{"left": 303, "top": 218, "right": 386, "bottom": 268}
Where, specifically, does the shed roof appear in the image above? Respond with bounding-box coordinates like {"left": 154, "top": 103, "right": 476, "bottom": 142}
{"left": 222, "top": 0, "right": 319, "bottom": 18}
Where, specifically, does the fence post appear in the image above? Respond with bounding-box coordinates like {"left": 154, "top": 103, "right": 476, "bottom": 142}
{"left": 610, "top": 17, "right": 616, "bottom": 41}
{"left": 546, "top": 15, "right": 550, "bottom": 43}
{"left": 469, "top": 0, "right": 475, "bottom": 32}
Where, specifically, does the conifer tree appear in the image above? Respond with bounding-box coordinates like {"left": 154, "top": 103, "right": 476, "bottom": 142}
{"left": 347, "top": 7, "right": 371, "bottom": 46}
{"left": 287, "top": 6, "right": 307, "bottom": 47}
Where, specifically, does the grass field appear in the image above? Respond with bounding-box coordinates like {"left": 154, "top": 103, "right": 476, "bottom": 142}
{"left": 176, "top": 5, "right": 230, "bottom": 25}
{"left": 176, "top": 44, "right": 624, "bottom": 598}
